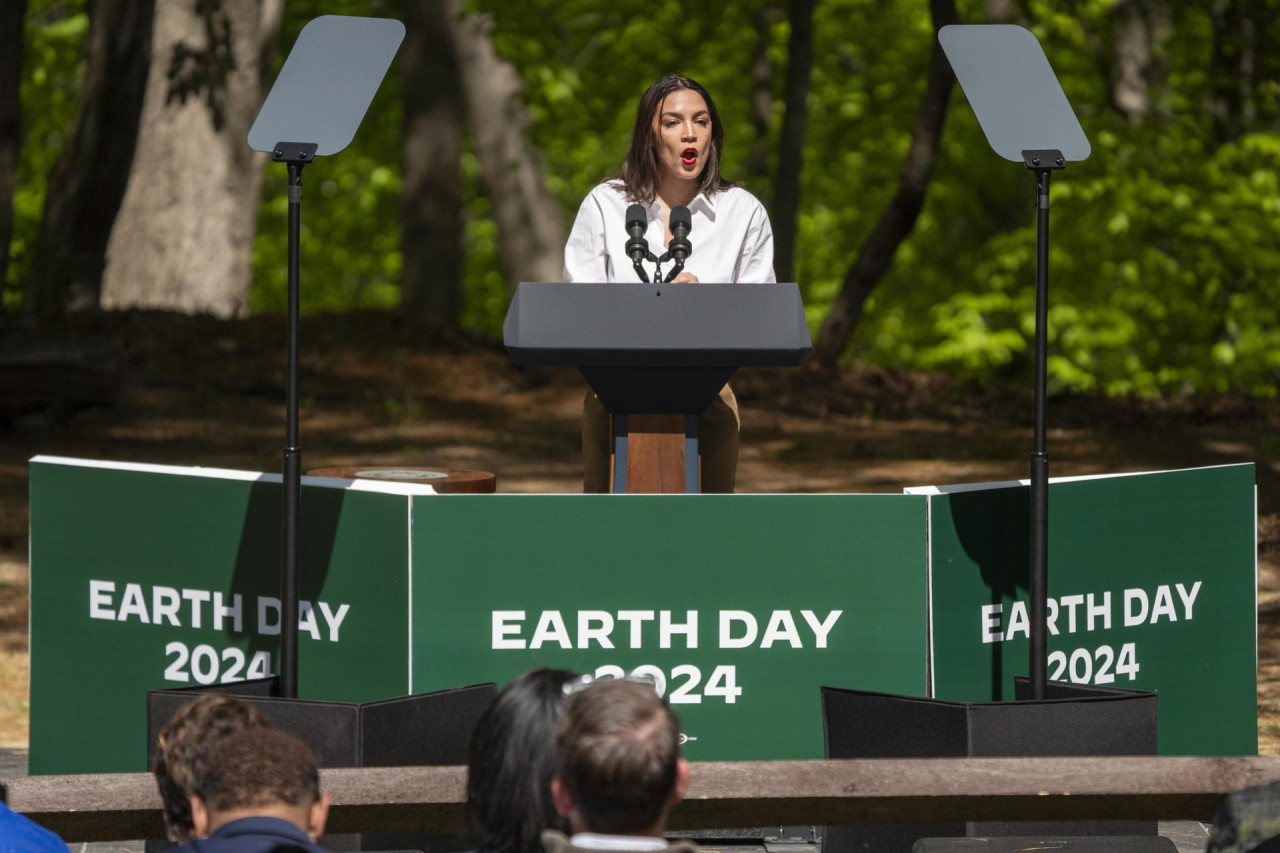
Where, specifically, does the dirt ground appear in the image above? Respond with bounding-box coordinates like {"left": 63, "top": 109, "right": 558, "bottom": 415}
{"left": 2, "top": 310, "right": 1278, "bottom": 751}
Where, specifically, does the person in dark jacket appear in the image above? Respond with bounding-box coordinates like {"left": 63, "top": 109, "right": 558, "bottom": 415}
{"left": 174, "top": 727, "right": 329, "bottom": 853}
{"left": 543, "top": 678, "right": 695, "bottom": 853}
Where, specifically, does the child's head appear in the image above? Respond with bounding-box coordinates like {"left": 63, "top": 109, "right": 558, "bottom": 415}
{"left": 190, "top": 726, "right": 329, "bottom": 842}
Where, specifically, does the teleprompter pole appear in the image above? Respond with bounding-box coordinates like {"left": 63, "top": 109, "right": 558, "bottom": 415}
{"left": 939, "top": 22, "right": 1091, "bottom": 705}
{"left": 247, "top": 14, "right": 404, "bottom": 700}
{"left": 276, "top": 142, "right": 317, "bottom": 700}
{"left": 1024, "top": 149, "right": 1063, "bottom": 700}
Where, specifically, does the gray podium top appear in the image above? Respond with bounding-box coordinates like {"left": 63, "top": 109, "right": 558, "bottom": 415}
{"left": 939, "top": 24, "right": 1090, "bottom": 163}
{"left": 248, "top": 15, "right": 405, "bottom": 155}
{"left": 503, "top": 282, "right": 812, "bottom": 368}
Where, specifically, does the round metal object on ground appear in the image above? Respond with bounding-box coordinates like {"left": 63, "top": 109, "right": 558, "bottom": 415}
{"left": 307, "top": 466, "right": 496, "bottom": 493}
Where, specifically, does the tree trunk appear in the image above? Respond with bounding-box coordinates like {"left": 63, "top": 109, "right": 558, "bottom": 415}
{"left": 449, "top": 2, "right": 565, "bottom": 286}
{"left": 1207, "top": 0, "right": 1257, "bottom": 143}
{"left": 984, "top": 0, "right": 1015, "bottom": 22}
{"left": 24, "top": 0, "right": 155, "bottom": 320}
{"left": 0, "top": 0, "right": 27, "bottom": 297}
{"left": 745, "top": 3, "right": 780, "bottom": 191}
{"left": 771, "top": 0, "right": 815, "bottom": 284}
{"left": 399, "top": 0, "right": 465, "bottom": 329}
{"left": 1097, "top": 0, "right": 1171, "bottom": 124}
{"left": 99, "top": 0, "right": 283, "bottom": 318}
{"left": 1111, "top": 1, "right": 1153, "bottom": 121}
{"left": 811, "top": 0, "right": 959, "bottom": 369}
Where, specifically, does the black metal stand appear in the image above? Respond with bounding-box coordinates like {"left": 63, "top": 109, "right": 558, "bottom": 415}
{"left": 273, "top": 141, "right": 316, "bottom": 699}
{"left": 244, "top": 8, "right": 403, "bottom": 714}
{"left": 661, "top": 257, "right": 686, "bottom": 283}
{"left": 1023, "top": 148, "right": 1064, "bottom": 700}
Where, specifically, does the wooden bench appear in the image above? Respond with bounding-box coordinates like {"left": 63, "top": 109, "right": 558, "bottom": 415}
{"left": 6, "top": 757, "right": 1280, "bottom": 843}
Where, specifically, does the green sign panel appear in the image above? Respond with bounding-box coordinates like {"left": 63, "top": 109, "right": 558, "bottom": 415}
{"left": 409, "top": 495, "right": 930, "bottom": 760}
{"left": 28, "top": 458, "right": 414, "bottom": 774}
{"left": 27, "top": 457, "right": 1257, "bottom": 773}
{"left": 925, "top": 465, "right": 1257, "bottom": 755}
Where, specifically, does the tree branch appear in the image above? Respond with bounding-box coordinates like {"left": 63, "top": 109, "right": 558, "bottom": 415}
{"left": 811, "top": 0, "right": 959, "bottom": 369}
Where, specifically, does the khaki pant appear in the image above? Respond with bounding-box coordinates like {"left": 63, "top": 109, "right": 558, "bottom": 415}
{"left": 582, "top": 384, "right": 740, "bottom": 493}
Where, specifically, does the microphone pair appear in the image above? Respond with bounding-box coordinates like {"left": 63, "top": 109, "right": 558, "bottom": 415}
{"left": 626, "top": 203, "right": 692, "bottom": 283}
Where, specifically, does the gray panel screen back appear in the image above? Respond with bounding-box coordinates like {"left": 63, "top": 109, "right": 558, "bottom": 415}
{"left": 248, "top": 15, "right": 405, "bottom": 156}
{"left": 939, "top": 24, "right": 1089, "bottom": 163}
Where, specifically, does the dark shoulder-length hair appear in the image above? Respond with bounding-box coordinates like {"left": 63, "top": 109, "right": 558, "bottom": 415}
{"left": 619, "top": 73, "right": 734, "bottom": 204}
{"left": 465, "top": 668, "right": 577, "bottom": 853}
{"left": 153, "top": 694, "right": 270, "bottom": 842}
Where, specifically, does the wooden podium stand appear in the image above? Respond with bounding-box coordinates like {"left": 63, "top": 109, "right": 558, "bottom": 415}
{"left": 504, "top": 282, "right": 811, "bottom": 493}
{"left": 613, "top": 413, "right": 693, "bottom": 492}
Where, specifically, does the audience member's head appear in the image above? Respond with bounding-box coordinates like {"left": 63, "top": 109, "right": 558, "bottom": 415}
{"left": 189, "top": 727, "right": 329, "bottom": 841}
{"left": 552, "top": 678, "right": 688, "bottom": 837}
{"left": 466, "top": 668, "right": 577, "bottom": 853}
{"left": 153, "top": 694, "right": 270, "bottom": 841}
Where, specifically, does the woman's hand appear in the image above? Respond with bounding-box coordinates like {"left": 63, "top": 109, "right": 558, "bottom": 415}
{"left": 672, "top": 272, "right": 700, "bottom": 283}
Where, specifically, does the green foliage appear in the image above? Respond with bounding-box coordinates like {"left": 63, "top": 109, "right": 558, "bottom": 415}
{"left": 6, "top": 0, "right": 88, "bottom": 311}
{"left": 13, "top": 0, "right": 1280, "bottom": 396}
{"left": 459, "top": 148, "right": 510, "bottom": 333}
{"left": 850, "top": 0, "right": 1280, "bottom": 395}
{"left": 514, "top": 1, "right": 771, "bottom": 192}
{"left": 794, "top": 0, "right": 954, "bottom": 321}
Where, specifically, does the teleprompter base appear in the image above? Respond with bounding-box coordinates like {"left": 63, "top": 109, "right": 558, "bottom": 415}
{"left": 821, "top": 680, "right": 1159, "bottom": 853}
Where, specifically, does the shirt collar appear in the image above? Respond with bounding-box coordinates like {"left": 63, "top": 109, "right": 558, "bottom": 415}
{"left": 211, "top": 816, "right": 311, "bottom": 844}
{"left": 648, "top": 191, "right": 716, "bottom": 221}
{"left": 690, "top": 190, "right": 716, "bottom": 215}
{"left": 570, "top": 833, "right": 668, "bottom": 850}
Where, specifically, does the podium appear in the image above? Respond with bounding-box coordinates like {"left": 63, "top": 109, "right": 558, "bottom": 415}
{"left": 504, "top": 282, "right": 811, "bottom": 492}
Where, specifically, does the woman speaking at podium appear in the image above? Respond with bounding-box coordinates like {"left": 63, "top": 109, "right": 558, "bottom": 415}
{"left": 563, "top": 73, "right": 776, "bottom": 493}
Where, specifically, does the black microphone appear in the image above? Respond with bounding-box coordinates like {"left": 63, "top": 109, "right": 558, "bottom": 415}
{"left": 668, "top": 205, "right": 692, "bottom": 262}
{"left": 624, "top": 203, "right": 651, "bottom": 282}
{"left": 625, "top": 204, "right": 649, "bottom": 264}
{"left": 662, "top": 206, "right": 693, "bottom": 282}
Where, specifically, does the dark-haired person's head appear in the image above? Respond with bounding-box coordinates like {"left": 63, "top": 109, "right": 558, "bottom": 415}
{"left": 551, "top": 678, "right": 688, "bottom": 837}
{"left": 621, "top": 73, "right": 732, "bottom": 204}
{"left": 153, "top": 694, "right": 270, "bottom": 841}
{"left": 189, "top": 727, "right": 329, "bottom": 842}
{"left": 466, "top": 668, "right": 577, "bottom": 853}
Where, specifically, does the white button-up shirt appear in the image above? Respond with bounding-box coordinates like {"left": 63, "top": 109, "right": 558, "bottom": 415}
{"left": 563, "top": 182, "right": 776, "bottom": 283}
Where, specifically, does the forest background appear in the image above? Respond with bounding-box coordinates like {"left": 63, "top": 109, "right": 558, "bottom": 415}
{"left": 1, "top": 0, "right": 1280, "bottom": 750}
{"left": 6, "top": 0, "right": 1280, "bottom": 393}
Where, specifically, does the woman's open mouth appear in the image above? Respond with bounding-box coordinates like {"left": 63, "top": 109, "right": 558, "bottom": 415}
{"left": 681, "top": 148, "right": 698, "bottom": 166}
